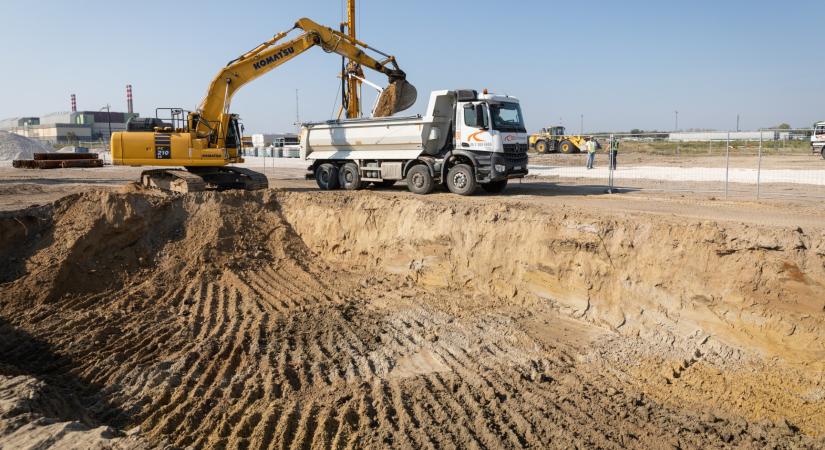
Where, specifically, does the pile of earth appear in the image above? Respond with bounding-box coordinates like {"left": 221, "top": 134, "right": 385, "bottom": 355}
{"left": 0, "top": 131, "right": 51, "bottom": 163}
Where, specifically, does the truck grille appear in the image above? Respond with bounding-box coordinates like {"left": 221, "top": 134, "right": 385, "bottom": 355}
{"left": 502, "top": 152, "right": 528, "bottom": 163}
{"left": 504, "top": 143, "right": 527, "bottom": 154}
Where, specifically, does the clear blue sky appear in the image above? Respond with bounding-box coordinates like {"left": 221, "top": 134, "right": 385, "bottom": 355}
{"left": 1, "top": 0, "right": 822, "bottom": 133}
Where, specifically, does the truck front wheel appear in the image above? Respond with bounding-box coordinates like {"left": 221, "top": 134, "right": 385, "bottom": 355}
{"left": 315, "top": 163, "right": 340, "bottom": 190}
{"left": 406, "top": 165, "right": 434, "bottom": 194}
{"left": 481, "top": 179, "right": 508, "bottom": 194}
{"left": 821, "top": 147, "right": 825, "bottom": 160}
{"left": 447, "top": 164, "right": 477, "bottom": 195}
{"left": 339, "top": 163, "right": 363, "bottom": 190}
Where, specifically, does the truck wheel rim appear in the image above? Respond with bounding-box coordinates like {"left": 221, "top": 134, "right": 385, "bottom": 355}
{"left": 411, "top": 173, "right": 424, "bottom": 188}
{"left": 453, "top": 172, "right": 467, "bottom": 189}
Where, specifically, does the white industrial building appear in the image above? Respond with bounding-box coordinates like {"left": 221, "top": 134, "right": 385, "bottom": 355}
{"left": 248, "top": 133, "right": 301, "bottom": 157}
{"left": 0, "top": 110, "right": 138, "bottom": 144}
{"left": 251, "top": 133, "right": 299, "bottom": 147}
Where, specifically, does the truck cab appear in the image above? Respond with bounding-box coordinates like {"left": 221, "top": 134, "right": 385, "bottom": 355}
{"left": 449, "top": 89, "right": 529, "bottom": 189}
{"left": 813, "top": 121, "right": 825, "bottom": 159}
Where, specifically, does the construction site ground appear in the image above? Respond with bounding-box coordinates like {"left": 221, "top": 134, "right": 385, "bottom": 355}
{"left": 1, "top": 160, "right": 824, "bottom": 449}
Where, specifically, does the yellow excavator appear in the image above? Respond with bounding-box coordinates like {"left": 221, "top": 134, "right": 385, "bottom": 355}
{"left": 111, "top": 17, "right": 416, "bottom": 192}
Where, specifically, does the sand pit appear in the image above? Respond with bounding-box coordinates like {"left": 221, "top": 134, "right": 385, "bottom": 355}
{"left": 1, "top": 190, "right": 823, "bottom": 448}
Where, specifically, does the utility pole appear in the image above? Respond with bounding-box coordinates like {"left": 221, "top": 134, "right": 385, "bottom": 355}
{"left": 580, "top": 114, "right": 584, "bottom": 135}
{"left": 295, "top": 89, "right": 300, "bottom": 132}
{"left": 674, "top": 110, "right": 679, "bottom": 131}
{"left": 736, "top": 114, "right": 740, "bottom": 132}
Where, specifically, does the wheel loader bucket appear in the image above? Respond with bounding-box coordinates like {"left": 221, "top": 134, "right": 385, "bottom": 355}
{"left": 374, "top": 79, "right": 417, "bottom": 117}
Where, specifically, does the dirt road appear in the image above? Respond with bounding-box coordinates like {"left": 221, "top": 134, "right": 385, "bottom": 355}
{"left": 1, "top": 168, "right": 824, "bottom": 449}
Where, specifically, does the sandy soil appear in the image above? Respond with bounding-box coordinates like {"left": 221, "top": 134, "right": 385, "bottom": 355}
{"left": 0, "top": 177, "right": 823, "bottom": 449}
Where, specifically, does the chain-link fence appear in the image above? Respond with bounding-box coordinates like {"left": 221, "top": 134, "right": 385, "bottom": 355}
{"left": 528, "top": 129, "right": 825, "bottom": 199}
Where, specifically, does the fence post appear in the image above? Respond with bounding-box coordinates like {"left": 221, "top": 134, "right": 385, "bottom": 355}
{"left": 608, "top": 134, "right": 614, "bottom": 193}
{"left": 725, "top": 132, "right": 730, "bottom": 200}
{"left": 757, "top": 131, "right": 762, "bottom": 200}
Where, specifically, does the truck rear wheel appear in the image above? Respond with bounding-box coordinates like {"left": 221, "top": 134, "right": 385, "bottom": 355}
{"left": 481, "top": 179, "right": 508, "bottom": 194}
{"left": 560, "top": 140, "right": 576, "bottom": 154}
{"left": 447, "top": 164, "right": 476, "bottom": 195}
{"left": 535, "top": 140, "right": 548, "bottom": 154}
{"left": 339, "top": 163, "right": 362, "bottom": 190}
{"left": 315, "top": 163, "right": 340, "bottom": 190}
{"left": 406, "top": 165, "right": 434, "bottom": 194}
{"left": 821, "top": 147, "right": 825, "bottom": 160}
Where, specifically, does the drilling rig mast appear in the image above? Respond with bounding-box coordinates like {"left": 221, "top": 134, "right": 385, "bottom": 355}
{"left": 342, "top": 0, "right": 362, "bottom": 118}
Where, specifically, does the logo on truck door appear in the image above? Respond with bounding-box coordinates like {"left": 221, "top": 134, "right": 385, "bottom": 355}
{"left": 467, "top": 130, "right": 488, "bottom": 142}
{"left": 466, "top": 130, "right": 492, "bottom": 149}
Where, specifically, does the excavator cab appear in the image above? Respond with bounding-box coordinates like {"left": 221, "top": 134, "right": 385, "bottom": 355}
{"left": 224, "top": 116, "right": 242, "bottom": 150}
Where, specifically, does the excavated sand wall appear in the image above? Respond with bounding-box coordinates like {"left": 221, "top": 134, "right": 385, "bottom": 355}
{"left": 278, "top": 192, "right": 825, "bottom": 364}
{"left": 2, "top": 190, "right": 824, "bottom": 446}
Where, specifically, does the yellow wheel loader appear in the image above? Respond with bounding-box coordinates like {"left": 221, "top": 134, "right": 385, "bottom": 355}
{"left": 528, "top": 125, "right": 587, "bottom": 154}
{"left": 111, "top": 18, "right": 416, "bottom": 193}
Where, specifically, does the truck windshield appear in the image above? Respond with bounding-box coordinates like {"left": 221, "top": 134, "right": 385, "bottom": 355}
{"left": 490, "top": 103, "right": 526, "bottom": 132}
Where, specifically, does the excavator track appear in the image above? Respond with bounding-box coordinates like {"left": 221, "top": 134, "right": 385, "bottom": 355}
{"left": 219, "top": 167, "right": 269, "bottom": 191}
{"left": 141, "top": 169, "right": 207, "bottom": 193}
{"left": 140, "top": 167, "right": 268, "bottom": 193}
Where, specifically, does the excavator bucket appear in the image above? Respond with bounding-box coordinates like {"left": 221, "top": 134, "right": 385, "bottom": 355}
{"left": 374, "top": 79, "right": 417, "bottom": 117}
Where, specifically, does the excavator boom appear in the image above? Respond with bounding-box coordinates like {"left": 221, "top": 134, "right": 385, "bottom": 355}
{"left": 196, "top": 17, "right": 415, "bottom": 135}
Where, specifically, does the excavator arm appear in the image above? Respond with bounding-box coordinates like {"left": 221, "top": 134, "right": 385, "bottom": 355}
{"left": 194, "top": 17, "right": 416, "bottom": 137}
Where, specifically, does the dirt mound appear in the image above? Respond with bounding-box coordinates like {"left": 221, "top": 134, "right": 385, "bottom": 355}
{"left": 0, "top": 131, "right": 50, "bottom": 162}
{"left": 1, "top": 190, "right": 823, "bottom": 448}
{"left": 0, "top": 373, "right": 148, "bottom": 449}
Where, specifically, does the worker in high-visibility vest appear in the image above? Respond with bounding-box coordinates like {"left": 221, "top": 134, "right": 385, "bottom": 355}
{"left": 585, "top": 137, "right": 597, "bottom": 169}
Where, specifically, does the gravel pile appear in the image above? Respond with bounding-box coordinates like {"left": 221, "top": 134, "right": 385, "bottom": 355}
{"left": 0, "top": 131, "right": 51, "bottom": 162}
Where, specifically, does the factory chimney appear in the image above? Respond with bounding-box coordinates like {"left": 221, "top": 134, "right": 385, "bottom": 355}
{"left": 126, "top": 84, "right": 133, "bottom": 114}
{"left": 71, "top": 94, "right": 77, "bottom": 112}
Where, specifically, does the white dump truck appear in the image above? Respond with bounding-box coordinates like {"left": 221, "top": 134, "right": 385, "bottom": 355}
{"left": 301, "top": 89, "right": 529, "bottom": 195}
{"left": 813, "top": 121, "right": 825, "bottom": 159}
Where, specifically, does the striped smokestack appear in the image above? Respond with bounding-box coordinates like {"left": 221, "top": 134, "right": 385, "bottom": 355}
{"left": 71, "top": 94, "right": 77, "bottom": 112}
{"left": 126, "top": 84, "right": 133, "bottom": 114}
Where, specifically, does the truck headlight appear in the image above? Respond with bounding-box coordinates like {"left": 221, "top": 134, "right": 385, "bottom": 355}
{"left": 494, "top": 164, "right": 506, "bottom": 173}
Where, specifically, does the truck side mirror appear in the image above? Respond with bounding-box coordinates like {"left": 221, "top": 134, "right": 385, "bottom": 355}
{"left": 475, "top": 105, "right": 487, "bottom": 130}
